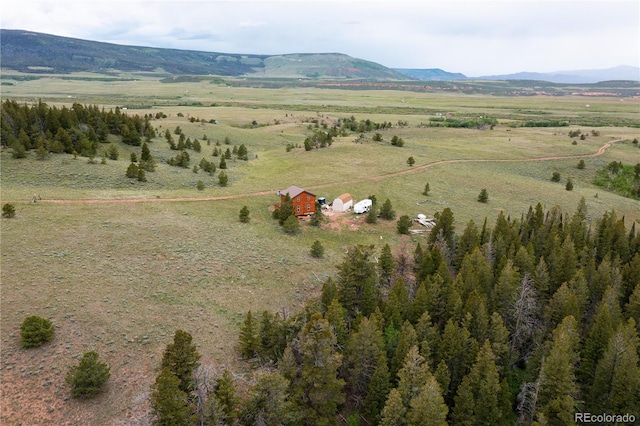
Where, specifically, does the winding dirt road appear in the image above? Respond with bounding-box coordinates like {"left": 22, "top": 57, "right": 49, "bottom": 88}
{"left": 37, "top": 138, "right": 625, "bottom": 205}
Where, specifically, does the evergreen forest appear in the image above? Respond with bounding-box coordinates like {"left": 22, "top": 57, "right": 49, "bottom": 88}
{"left": 158, "top": 201, "right": 640, "bottom": 425}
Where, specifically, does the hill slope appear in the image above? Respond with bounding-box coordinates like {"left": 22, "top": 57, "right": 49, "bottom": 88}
{"left": 0, "top": 29, "right": 408, "bottom": 79}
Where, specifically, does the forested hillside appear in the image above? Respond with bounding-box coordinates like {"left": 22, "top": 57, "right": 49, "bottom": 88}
{"left": 155, "top": 203, "right": 640, "bottom": 425}
{"left": 0, "top": 29, "right": 407, "bottom": 79}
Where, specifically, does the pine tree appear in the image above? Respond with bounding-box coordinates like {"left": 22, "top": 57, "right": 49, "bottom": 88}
{"left": 397, "top": 346, "right": 430, "bottom": 406}
{"left": 588, "top": 318, "right": 640, "bottom": 414}
{"left": 241, "top": 371, "right": 298, "bottom": 426}
{"left": 65, "top": 351, "right": 110, "bottom": 398}
{"left": 344, "top": 317, "right": 385, "bottom": 403}
{"left": 151, "top": 368, "right": 195, "bottom": 426}
{"left": 337, "top": 245, "right": 379, "bottom": 318}
{"left": 537, "top": 315, "right": 580, "bottom": 425}
{"left": 380, "top": 199, "right": 396, "bottom": 220}
{"left": 126, "top": 162, "right": 139, "bottom": 178}
{"left": 141, "top": 141, "right": 151, "bottom": 162}
{"left": 396, "top": 215, "right": 413, "bottom": 235}
{"left": 384, "top": 278, "right": 410, "bottom": 331}
{"left": 161, "top": 330, "right": 201, "bottom": 393}
{"left": 422, "top": 183, "right": 431, "bottom": 196}
{"left": 437, "top": 320, "right": 477, "bottom": 401}
{"left": 378, "top": 244, "right": 395, "bottom": 287}
{"left": 390, "top": 322, "right": 418, "bottom": 382}
{"left": 282, "top": 215, "right": 301, "bottom": 234}
{"left": 325, "top": 298, "right": 348, "bottom": 348}
{"left": 408, "top": 282, "right": 429, "bottom": 324}
{"left": 295, "top": 313, "right": 345, "bottom": 425}
{"left": 363, "top": 353, "right": 392, "bottom": 424}
{"left": 477, "top": 188, "right": 489, "bottom": 203}
{"left": 214, "top": 369, "right": 239, "bottom": 424}
{"left": 452, "top": 340, "right": 504, "bottom": 425}
{"left": 238, "top": 310, "right": 259, "bottom": 359}
{"left": 428, "top": 207, "right": 456, "bottom": 253}
{"left": 454, "top": 220, "right": 480, "bottom": 270}
{"left": 406, "top": 374, "right": 448, "bottom": 426}
{"left": 379, "top": 388, "right": 406, "bottom": 426}
{"left": 578, "top": 287, "right": 622, "bottom": 390}
{"left": 218, "top": 171, "right": 228, "bottom": 187}
{"left": 310, "top": 207, "right": 324, "bottom": 227}
{"left": 310, "top": 240, "right": 325, "bottom": 258}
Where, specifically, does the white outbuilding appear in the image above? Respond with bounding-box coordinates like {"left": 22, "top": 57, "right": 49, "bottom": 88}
{"left": 332, "top": 193, "right": 353, "bottom": 212}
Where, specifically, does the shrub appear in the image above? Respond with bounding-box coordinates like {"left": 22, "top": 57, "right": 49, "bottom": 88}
{"left": 66, "top": 351, "right": 110, "bottom": 398}
{"left": 577, "top": 160, "right": 585, "bottom": 169}
{"left": 21, "top": 315, "right": 54, "bottom": 348}
{"left": 551, "top": 172, "right": 561, "bottom": 182}
{"left": 566, "top": 178, "right": 574, "bottom": 191}
{"left": 197, "top": 180, "right": 205, "bottom": 191}
{"left": 2, "top": 203, "right": 16, "bottom": 218}
{"left": 239, "top": 206, "right": 250, "bottom": 223}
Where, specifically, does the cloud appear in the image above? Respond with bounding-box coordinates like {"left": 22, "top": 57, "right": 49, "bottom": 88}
{"left": 1, "top": 0, "right": 637, "bottom": 75}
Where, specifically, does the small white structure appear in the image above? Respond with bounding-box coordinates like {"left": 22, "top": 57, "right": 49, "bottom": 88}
{"left": 332, "top": 193, "right": 353, "bottom": 212}
{"left": 354, "top": 199, "right": 373, "bottom": 214}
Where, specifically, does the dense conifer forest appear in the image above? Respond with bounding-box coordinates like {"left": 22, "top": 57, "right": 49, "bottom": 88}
{"left": 156, "top": 202, "right": 640, "bottom": 425}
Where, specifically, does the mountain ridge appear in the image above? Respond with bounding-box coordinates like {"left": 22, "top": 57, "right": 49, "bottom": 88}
{"left": 1, "top": 29, "right": 637, "bottom": 84}
{"left": 0, "top": 29, "right": 408, "bottom": 80}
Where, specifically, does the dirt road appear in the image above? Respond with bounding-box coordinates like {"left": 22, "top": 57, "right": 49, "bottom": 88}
{"left": 36, "top": 138, "right": 626, "bottom": 205}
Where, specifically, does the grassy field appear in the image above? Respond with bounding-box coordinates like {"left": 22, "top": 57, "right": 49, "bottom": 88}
{"left": 1, "top": 75, "right": 640, "bottom": 425}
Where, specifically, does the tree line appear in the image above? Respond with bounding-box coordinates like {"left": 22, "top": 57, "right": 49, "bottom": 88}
{"left": 1, "top": 100, "right": 156, "bottom": 157}
{"left": 151, "top": 199, "right": 639, "bottom": 425}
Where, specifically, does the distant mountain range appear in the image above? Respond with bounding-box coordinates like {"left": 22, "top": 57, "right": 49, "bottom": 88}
{"left": 1, "top": 29, "right": 638, "bottom": 84}
{"left": 0, "top": 29, "right": 406, "bottom": 80}
{"left": 394, "top": 65, "right": 639, "bottom": 84}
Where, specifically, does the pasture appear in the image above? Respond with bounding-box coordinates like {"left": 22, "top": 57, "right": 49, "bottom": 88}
{"left": 1, "top": 74, "right": 639, "bottom": 424}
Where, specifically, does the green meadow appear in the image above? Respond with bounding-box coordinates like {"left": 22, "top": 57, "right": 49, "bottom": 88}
{"left": 1, "top": 74, "right": 639, "bottom": 424}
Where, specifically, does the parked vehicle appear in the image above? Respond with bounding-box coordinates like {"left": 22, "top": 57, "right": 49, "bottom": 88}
{"left": 353, "top": 199, "right": 372, "bottom": 214}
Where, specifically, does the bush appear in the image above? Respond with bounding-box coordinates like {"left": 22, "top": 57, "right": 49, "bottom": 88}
{"left": 551, "top": 172, "right": 561, "bottom": 182}
{"left": 197, "top": 180, "right": 205, "bottom": 191}
{"left": 66, "top": 351, "right": 110, "bottom": 398}
{"left": 577, "top": 160, "right": 585, "bottom": 169}
{"left": 2, "top": 203, "right": 16, "bottom": 218}
{"left": 566, "top": 178, "right": 574, "bottom": 191}
{"left": 21, "top": 315, "right": 54, "bottom": 348}
{"left": 239, "top": 206, "right": 250, "bottom": 223}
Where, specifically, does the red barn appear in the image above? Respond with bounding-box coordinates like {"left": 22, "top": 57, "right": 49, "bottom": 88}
{"left": 279, "top": 185, "right": 316, "bottom": 216}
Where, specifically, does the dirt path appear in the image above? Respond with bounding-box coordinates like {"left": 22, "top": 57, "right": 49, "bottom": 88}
{"left": 37, "top": 138, "right": 625, "bottom": 205}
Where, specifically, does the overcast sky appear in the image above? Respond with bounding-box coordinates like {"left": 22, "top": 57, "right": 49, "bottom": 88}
{"left": 1, "top": 0, "right": 638, "bottom": 76}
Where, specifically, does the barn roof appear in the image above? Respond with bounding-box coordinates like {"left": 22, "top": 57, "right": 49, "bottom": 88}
{"left": 337, "top": 193, "right": 353, "bottom": 203}
{"left": 281, "top": 185, "right": 315, "bottom": 198}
